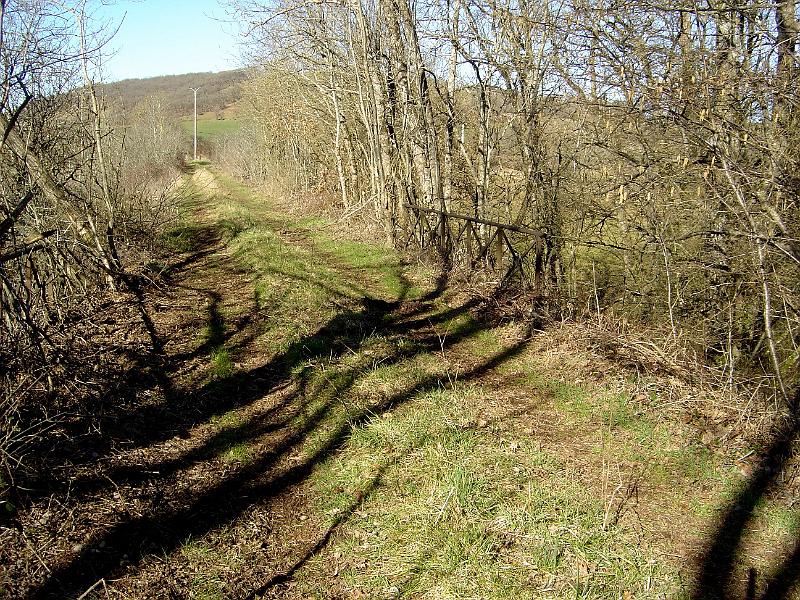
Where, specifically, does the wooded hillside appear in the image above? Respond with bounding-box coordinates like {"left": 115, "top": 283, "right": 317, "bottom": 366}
{"left": 99, "top": 69, "right": 248, "bottom": 117}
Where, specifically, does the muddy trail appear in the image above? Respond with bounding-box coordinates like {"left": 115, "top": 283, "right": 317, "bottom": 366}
{"left": 4, "top": 167, "right": 798, "bottom": 599}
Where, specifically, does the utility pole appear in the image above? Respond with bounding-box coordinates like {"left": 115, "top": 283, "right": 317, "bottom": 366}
{"left": 190, "top": 87, "right": 200, "bottom": 160}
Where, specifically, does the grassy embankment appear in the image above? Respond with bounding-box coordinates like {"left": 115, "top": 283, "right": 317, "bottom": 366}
{"left": 157, "top": 165, "right": 797, "bottom": 599}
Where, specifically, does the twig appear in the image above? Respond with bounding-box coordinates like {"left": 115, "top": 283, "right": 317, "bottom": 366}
{"left": 435, "top": 488, "right": 455, "bottom": 524}
{"left": 602, "top": 482, "right": 624, "bottom": 531}
{"left": 76, "top": 578, "right": 105, "bottom": 600}
{"left": 22, "top": 531, "right": 52, "bottom": 574}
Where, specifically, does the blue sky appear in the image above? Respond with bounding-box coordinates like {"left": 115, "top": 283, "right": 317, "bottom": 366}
{"left": 93, "top": 0, "right": 243, "bottom": 81}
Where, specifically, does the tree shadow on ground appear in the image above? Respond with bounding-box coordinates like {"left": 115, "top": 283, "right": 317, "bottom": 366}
{"left": 40, "top": 200, "right": 798, "bottom": 600}
{"left": 8, "top": 226, "right": 230, "bottom": 499}
{"left": 692, "top": 391, "right": 800, "bottom": 600}
{"left": 16, "top": 218, "right": 399, "bottom": 500}
{"left": 21, "top": 212, "right": 538, "bottom": 598}
{"left": 31, "top": 306, "right": 532, "bottom": 598}
{"left": 241, "top": 443, "right": 413, "bottom": 599}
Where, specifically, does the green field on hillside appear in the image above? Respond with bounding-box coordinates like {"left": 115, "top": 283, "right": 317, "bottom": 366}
{"left": 180, "top": 116, "right": 240, "bottom": 139}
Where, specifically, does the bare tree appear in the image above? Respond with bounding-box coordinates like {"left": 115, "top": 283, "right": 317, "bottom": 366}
{"left": 0, "top": 0, "right": 188, "bottom": 486}
{"left": 228, "top": 0, "right": 799, "bottom": 402}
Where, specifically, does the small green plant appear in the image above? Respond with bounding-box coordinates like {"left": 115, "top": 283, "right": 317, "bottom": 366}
{"left": 210, "top": 347, "right": 233, "bottom": 379}
{"left": 220, "top": 442, "right": 251, "bottom": 463}
{"left": 160, "top": 224, "right": 205, "bottom": 253}
{"left": 209, "top": 409, "right": 241, "bottom": 428}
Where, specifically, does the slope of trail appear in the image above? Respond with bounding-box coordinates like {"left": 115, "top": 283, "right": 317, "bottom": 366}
{"left": 14, "top": 165, "right": 783, "bottom": 599}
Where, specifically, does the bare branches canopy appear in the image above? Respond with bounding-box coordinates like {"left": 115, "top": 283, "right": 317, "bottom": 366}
{"left": 229, "top": 0, "right": 798, "bottom": 401}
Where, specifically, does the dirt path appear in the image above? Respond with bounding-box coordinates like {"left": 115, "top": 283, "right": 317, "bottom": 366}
{"left": 7, "top": 167, "right": 790, "bottom": 599}
{"left": 7, "top": 167, "right": 455, "bottom": 598}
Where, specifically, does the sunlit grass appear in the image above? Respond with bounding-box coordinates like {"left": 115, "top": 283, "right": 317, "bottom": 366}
{"left": 205, "top": 410, "right": 253, "bottom": 464}
{"left": 209, "top": 347, "right": 233, "bottom": 380}
{"left": 302, "top": 386, "right": 681, "bottom": 598}
{"left": 212, "top": 215, "right": 684, "bottom": 595}
{"left": 179, "top": 537, "right": 242, "bottom": 599}
{"left": 180, "top": 116, "right": 241, "bottom": 139}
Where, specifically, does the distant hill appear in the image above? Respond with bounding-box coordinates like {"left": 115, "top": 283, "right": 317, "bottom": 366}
{"left": 99, "top": 69, "right": 249, "bottom": 118}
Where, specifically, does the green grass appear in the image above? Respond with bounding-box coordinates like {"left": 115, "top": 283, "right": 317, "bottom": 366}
{"left": 161, "top": 166, "right": 791, "bottom": 600}
{"left": 192, "top": 171, "right": 684, "bottom": 595}
{"left": 209, "top": 347, "right": 233, "bottom": 379}
{"left": 181, "top": 117, "right": 241, "bottom": 139}
{"left": 209, "top": 409, "right": 241, "bottom": 428}
{"left": 158, "top": 176, "right": 210, "bottom": 253}
{"left": 197, "top": 296, "right": 234, "bottom": 380}
{"left": 496, "top": 351, "right": 718, "bottom": 485}
{"left": 310, "top": 235, "right": 414, "bottom": 299}
{"left": 160, "top": 223, "right": 207, "bottom": 253}
{"left": 763, "top": 504, "right": 800, "bottom": 536}
{"left": 206, "top": 410, "right": 253, "bottom": 464}
{"left": 302, "top": 386, "right": 680, "bottom": 598}
{"left": 198, "top": 172, "right": 414, "bottom": 362}
{"left": 180, "top": 538, "right": 242, "bottom": 599}
{"left": 212, "top": 170, "right": 418, "bottom": 302}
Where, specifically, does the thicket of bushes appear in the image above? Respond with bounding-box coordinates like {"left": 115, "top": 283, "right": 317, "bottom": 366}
{"left": 224, "top": 0, "right": 799, "bottom": 406}
{"left": 0, "top": 1, "right": 187, "bottom": 510}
